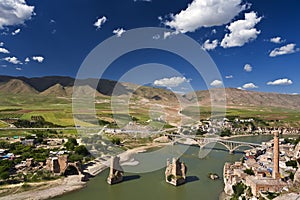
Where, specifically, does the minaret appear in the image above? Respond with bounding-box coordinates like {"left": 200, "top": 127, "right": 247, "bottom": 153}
{"left": 272, "top": 130, "right": 280, "bottom": 179}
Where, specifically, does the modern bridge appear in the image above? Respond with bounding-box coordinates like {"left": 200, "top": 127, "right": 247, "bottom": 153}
{"left": 166, "top": 134, "right": 264, "bottom": 154}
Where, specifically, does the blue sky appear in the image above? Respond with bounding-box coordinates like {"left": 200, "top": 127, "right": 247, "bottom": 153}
{"left": 0, "top": 0, "right": 299, "bottom": 94}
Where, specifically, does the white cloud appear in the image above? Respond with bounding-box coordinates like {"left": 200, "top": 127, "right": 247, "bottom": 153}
{"left": 32, "top": 56, "right": 44, "bottom": 63}
{"left": 0, "top": 42, "right": 3, "bottom": 46}
{"left": 244, "top": 64, "right": 252, "bottom": 72}
{"left": 2, "top": 56, "right": 22, "bottom": 64}
{"left": 0, "top": 0, "right": 35, "bottom": 29}
{"left": 163, "top": 31, "right": 179, "bottom": 39}
{"left": 0, "top": 47, "right": 9, "bottom": 54}
{"left": 152, "top": 34, "right": 160, "bottom": 40}
{"left": 225, "top": 75, "right": 233, "bottom": 79}
{"left": 242, "top": 82, "right": 258, "bottom": 89}
{"left": 154, "top": 76, "right": 190, "bottom": 88}
{"left": 12, "top": 28, "right": 21, "bottom": 35}
{"left": 94, "top": 16, "right": 107, "bottom": 29}
{"left": 164, "top": 0, "right": 246, "bottom": 33}
{"left": 210, "top": 79, "right": 223, "bottom": 87}
{"left": 269, "top": 43, "right": 299, "bottom": 57}
{"left": 270, "top": 37, "right": 283, "bottom": 44}
{"left": 267, "top": 78, "right": 293, "bottom": 86}
{"left": 212, "top": 29, "right": 217, "bottom": 34}
{"left": 25, "top": 57, "right": 30, "bottom": 63}
{"left": 50, "top": 19, "right": 55, "bottom": 23}
{"left": 221, "top": 12, "right": 262, "bottom": 48}
{"left": 16, "top": 67, "right": 22, "bottom": 71}
{"left": 113, "top": 28, "right": 126, "bottom": 37}
{"left": 202, "top": 39, "right": 218, "bottom": 51}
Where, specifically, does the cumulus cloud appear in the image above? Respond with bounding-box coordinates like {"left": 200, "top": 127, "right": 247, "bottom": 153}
{"left": 242, "top": 82, "right": 258, "bottom": 89}
{"left": 244, "top": 64, "right": 252, "bottom": 72}
{"left": 163, "top": 31, "right": 177, "bottom": 39}
{"left": 0, "top": 42, "right": 4, "bottom": 46}
{"left": 0, "top": 0, "right": 35, "bottom": 29}
{"left": 16, "top": 67, "right": 22, "bottom": 70}
{"left": 94, "top": 16, "right": 107, "bottom": 29}
{"left": 113, "top": 28, "right": 126, "bottom": 37}
{"left": 0, "top": 47, "right": 9, "bottom": 54}
{"left": 153, "top": 76, "right": 190, "bottom": 88}
{"left": 202, "top": 39, "right": 218, "bottom": 50}
{"left": 267, "top": 78, "right": 293, "bottom": 86}
{"left": 24, "top": 57, "right": 30, "bottom": 63}
{"left": 12, "top": 28, "right": 21, "bottom": 35}
{"left": 270, "top": 37, "right": 284, "bottom": 44}
{"left": 269, "top": 43, "right": 299, "bottom": 57}
{"left": 225, "top": 75, "right": 233, "bottom": 79}
{"left": 2, "top": 56, "right": 22, "bottom": 64}
{"left": 152, "top": 34, "right": 160, "bottom": 40}
{"left": 221, "top": 12, "right": 262, "bottom": 48}
{"left": 164, "top": 0, "right": 246, "bottom": 33}
{"left": 210, "top": 79, "right": 223, "bottom": 87}
{"left": 32, "top": 56, "right": 44, "bottom": 63}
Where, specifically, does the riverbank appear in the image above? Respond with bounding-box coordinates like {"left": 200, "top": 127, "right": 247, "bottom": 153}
{"left": 0, "top": 175, "right": 85, "bottom": 200}
{"left": 0, "top": 142, "right": 168, "bottom": 200}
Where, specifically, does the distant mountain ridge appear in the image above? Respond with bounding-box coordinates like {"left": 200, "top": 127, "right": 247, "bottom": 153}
{"left": 0, "top": 75, "right": 299, "bottom": 110}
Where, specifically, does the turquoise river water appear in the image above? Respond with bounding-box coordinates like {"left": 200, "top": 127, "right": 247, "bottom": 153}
{"left": 55, "top": 135, "right": 286, "bottom": 200}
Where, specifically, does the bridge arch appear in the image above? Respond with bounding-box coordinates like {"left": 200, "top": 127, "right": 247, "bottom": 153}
{"left": 199, "top": 141, "right": 231, "bottom": 152}
{"left": 62, "top": 163, "right": 82, "bottom": 176}
{"left": 231, "top": 144, "right": 258, "bottom": 152}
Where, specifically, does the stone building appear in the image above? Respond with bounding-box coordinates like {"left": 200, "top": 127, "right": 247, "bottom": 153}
{"left": 165, "top": 158, "right": 187, "bottom": 186}
{"left": 245, "top": 131, "right": 287, "bottom": 196}
{"left": 246, "top": 176, "right": 287, "bottom": 196}
{"left": 107, "top": 156, "right": 123, "bottom": 185}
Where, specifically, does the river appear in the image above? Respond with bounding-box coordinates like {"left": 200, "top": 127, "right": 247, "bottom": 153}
{"left": 55, "top": 135, "right": 292, "bottom": 200}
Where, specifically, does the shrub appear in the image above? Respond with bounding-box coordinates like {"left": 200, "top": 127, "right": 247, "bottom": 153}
{"left": 244, "top": 168, "right": 255, "bottom": 176}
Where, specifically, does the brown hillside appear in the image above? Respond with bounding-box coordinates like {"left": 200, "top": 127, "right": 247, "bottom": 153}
{"left": 0, "top": 79, "right": 38, "bottom": 95}
{"left": 194, "top": 88, "right": 300, "bottom": 109}
{"left": 40, "top": 83, "right": 68, "bottom": 97}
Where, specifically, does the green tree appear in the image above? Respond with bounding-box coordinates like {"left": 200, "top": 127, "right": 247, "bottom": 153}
{"left": 75, "top": 145, "right": 89, "bottom": 156}
{"left": 64, "top": 138, "right": 78, "bottom": 151}
{"left": 244, "top": 168, "right": 255, "bottom": 176}
{"left": 0, "top": 172, "right": 9, "bottom": 180}
{"left": 286, "top": 160, "right": 298, "bottom": 168}
{"left": 220, "top": 129, "right": 232, "bottom": 137}
{"left": 111, "top": 137, "right": 121, "bottom": 145}
{"left": 231, "top": 182, "right": 246, "bottom": 200}
{"left": 68, "top": 154, "right": 83, "bottom": 162}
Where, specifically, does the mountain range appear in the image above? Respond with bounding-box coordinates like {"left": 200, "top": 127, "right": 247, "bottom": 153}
{"left": 0, "top": 75, "right": 299, "bottom": 110}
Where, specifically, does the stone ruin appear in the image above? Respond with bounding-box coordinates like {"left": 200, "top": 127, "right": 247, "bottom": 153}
{"left": 107, "top": 156, "right": 124, "bottom": 185}
{"left": 165, "top": 158, "right": 187, "bottom": 186}
{"left": 46, "top": 155, "right": 81, "bottom": 175}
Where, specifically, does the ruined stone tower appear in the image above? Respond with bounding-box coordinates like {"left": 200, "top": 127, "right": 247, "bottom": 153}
{"left": 165, "top": 158, "right": 187, "bottom": 186}
{"left": 107, "top": 156, "right": 123, "bottom": 185}
{"left": 272, "top": 130, "right": 280, "bottom": 179}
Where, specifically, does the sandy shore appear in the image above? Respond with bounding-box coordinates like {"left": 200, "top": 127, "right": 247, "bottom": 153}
{"left": 0, "top": 175, "right": 85, "bottom": 200}
{"left": 0, "top": 142, "right": 167, "bottom": 200}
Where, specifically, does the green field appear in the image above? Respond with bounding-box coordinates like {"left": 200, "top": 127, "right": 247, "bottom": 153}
{"left": 0, "top": 93, "right": 299, "bottom": 134}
